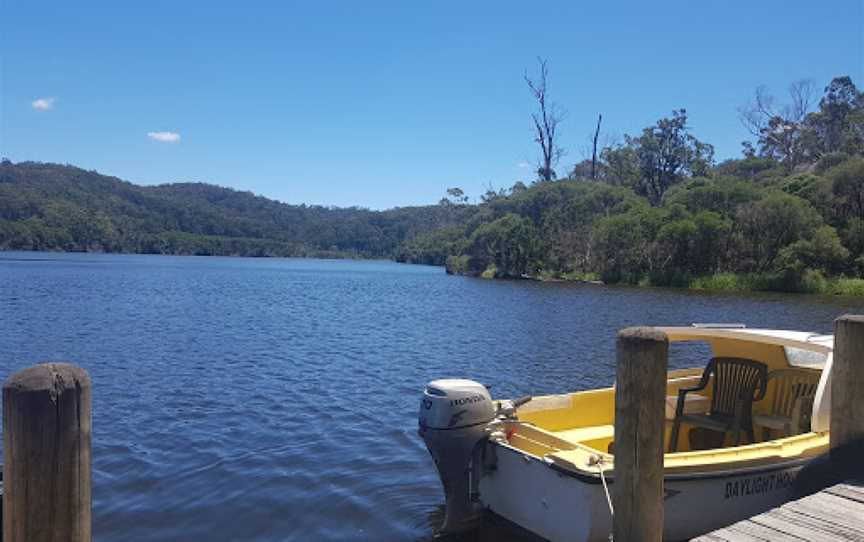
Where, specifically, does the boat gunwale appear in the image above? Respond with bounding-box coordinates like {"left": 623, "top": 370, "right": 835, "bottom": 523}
{"left": 489, "top": 439, "right": 825, "bottom": 484}
{"left": 656, "top": 327, "right": 833, "bottom": 354}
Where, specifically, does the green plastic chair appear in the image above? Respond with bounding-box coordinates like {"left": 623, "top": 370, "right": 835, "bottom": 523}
{"left": 668, "top": 357, "right": 768, "bottom": 452}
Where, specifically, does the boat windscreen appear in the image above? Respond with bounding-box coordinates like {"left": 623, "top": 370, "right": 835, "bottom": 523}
{"left": 784, "top": 346, "right": 827, "bottom": 368}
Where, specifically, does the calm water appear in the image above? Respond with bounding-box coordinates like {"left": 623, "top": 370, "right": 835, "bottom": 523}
{"left": 1, "top": 253, "right": 863, "bottom": 541}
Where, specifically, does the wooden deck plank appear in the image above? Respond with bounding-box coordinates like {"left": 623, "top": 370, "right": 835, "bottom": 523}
{"left": 750, "top": 509, "right": 856, "bottom": 542}
{"left": 824, "top": 483, "right": 864, "bottom": 504}
{"left": 793, "top": 495, "right": 864, "bottom": 520}
{"left": 784, "top": 494, "right": 864, "bottom": 535}
{"left": 725, "top": 520, "right": 807, "bottom": 542}
{"left": 790, "top": 491, "right": 864, "bottom": 519}
{"left": 694, "top": 481, "right": 864, "bottom": 541}
{"left": 827, "top": 482, "right": 864, "bottom": 494}
{"left": 719, "top": 525, "right": 771, "bottom": 542}
{"left": 691, "top": 533, "right": 732, "bottom": 542}
{"left": 824, "top": 486, "right": 864, "bottom": 504}
{"left": 695, "top": 526, "right": 767, "bottom": 542}
{"left": 693, "top": 518, "right": 809, "bottom": 542}
{"left": 752, "top": 508, "right": 846, "bottom": 542}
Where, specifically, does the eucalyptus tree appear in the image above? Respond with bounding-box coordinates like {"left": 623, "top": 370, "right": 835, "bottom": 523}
{"left": 739, "top": 80, "right": 816, "bottom": 168}
{"left": 601, "top": 110, "right": 713, "bottom": 205}
{"left": 806, "top": 76, "right": 864, "bottom": 157}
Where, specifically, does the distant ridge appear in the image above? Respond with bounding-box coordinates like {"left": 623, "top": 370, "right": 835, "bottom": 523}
{"left": 0, "top": 161, "right": 469, "bottom": 259}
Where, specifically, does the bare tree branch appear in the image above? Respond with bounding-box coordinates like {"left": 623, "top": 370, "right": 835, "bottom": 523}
{"left": 525, "top": 57, "right": 565, "bottom": 182}
{"left": 738, "top": 85, "right": 776, "bottom": 137}
{"left": 738, "top": 79, "right": 817, "bottom": 167}
{"left": 785, "top": 79, "right": 815, "bottom": 122}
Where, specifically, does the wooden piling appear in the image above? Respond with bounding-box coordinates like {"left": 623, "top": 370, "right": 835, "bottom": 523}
{"left": 613, "top": 327, "right": 668, "bottom": 542}
{"left": 3, "top": 363, "right": 92, "bottom": 542}
{"left": 831, "top": 314, "right": 864, "bottom": 473}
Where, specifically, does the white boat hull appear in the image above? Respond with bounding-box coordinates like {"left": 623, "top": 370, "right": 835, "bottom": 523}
{"left": 479, "top": 442, "right": 811, "bottom": 542}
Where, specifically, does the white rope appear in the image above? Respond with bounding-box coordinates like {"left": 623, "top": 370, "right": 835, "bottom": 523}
{"left": 589, "top": 454, "right": 614, "bottom": 541}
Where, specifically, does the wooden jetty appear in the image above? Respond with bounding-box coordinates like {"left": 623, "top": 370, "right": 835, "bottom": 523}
{"left": 693, "top": 479, "right": 864, "bottom": 541}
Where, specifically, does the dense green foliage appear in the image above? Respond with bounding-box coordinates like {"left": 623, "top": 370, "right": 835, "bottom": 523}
{"left": 2, "top": 75, "right": 862, "bottom": 295}
{"left": 0, "top": 161, "right": 471, "bottom": 257}
{"left": 418, "top": 76, "right": 863, "bottom": 293}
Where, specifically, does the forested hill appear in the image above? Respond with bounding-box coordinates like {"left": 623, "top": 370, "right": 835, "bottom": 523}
{"left": 2, "top": 75, "right": 863, "bottom": 295}
{"left": 0, "top": 161, "right": 472, "bottom": 258}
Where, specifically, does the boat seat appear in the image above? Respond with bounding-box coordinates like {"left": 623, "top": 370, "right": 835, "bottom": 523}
{"left": 754, "top": 414, "right": 798, "bottom": 431}
{"left": 753, "top": 368, "right": 819, "bottom": 439}
{"left": 553, "top": 424, "right": 615, "bottom": 444}
{"left": 669, "top": 357, "right": 768, "bottom": 452}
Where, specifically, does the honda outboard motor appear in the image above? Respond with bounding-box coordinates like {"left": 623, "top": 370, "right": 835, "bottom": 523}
{"left": 418, "top": 379, "right": 495, "bottom": 534}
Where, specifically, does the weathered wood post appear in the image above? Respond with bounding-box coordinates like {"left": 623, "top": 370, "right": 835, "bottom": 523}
{"left": 613, "top": 327, "right": 668, "bottom": 542}
{"left": 831, "top": 314, "right": 864, "bottom": 473}
{"left": 3, "top": 363, "right": 92, "bottom": 542}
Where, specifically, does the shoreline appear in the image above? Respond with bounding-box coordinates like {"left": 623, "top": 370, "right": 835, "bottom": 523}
{"left": 447, "top": 266, "right": 864, "bottom": 297}
{"left": 3, "top": 247, "right": 863, "bottom": 297}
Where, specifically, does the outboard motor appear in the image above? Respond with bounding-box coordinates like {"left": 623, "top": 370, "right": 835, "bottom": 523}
{"left": 418, "top": 379, "right": 496, "bottom": 534}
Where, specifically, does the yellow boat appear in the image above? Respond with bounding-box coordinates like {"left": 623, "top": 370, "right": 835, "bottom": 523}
{"left": 418, "top": 325, "right": 833, "bottom": 541}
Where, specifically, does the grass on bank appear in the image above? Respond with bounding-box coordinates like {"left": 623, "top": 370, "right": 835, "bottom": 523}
{"left": 689, "top": 271, "right": 864, "bottom": 296}
{"left": 446, "top": 254, "right": 864, "bottom": 296}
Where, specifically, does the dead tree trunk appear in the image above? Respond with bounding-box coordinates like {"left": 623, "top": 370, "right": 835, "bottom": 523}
{"left": 591, "top": 114, "right": 602, "bottom": 180}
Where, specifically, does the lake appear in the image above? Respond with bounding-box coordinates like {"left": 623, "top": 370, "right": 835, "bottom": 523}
{"left": 1, "top": 252, "right": 862, "bottom": 541}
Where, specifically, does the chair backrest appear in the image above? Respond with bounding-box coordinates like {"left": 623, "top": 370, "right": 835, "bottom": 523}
{"left": 766, "top": 368, "right": 820, "bottom": 420}
{"left": 707, "top": 357, "right": 768, "bottom": 418}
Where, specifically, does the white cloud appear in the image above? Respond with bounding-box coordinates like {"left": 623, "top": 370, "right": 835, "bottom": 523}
{"left": 517, "top": 161, "right": 530, "bottom": 169}
{"left": 147, "top": 131, "right": 181, "bottom": 143}
{"left": 31, "top": 97, "right": 56, "bottom": 111}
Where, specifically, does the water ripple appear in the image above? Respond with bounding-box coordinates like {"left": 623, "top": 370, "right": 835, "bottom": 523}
{"left": 1, "top": 252, "right": 862, "bottom": 540}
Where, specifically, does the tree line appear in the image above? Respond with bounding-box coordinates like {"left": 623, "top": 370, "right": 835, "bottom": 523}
{"left": 1, "top": 70, "right": 862, "bottom": 295}
{"left": 0, "top": 161, "right": 472, "bottom": 258}
{"left": 399, "top": 69, "right": 864, "bottom": 295}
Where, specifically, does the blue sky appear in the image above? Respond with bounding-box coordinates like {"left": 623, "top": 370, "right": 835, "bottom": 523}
{"left": 2, "top": 1, "right": 862, "bottom": 209}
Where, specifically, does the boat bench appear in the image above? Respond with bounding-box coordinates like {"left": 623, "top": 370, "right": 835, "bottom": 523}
{"left": 553, "top": 424, "right": 615, "bottom": 450}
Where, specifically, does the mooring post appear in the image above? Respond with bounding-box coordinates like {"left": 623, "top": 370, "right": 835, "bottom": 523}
{"left": 613, "top": 327, "right": 668, "bottom": 542}
{"left": 831, "top": 314, "right": 864, "bottom": 474}
{"left": 3, "top": 363, "right": 92, "bottom": 542}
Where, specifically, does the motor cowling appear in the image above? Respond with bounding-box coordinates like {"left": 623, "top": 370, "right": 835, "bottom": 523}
{"left": 418, "top": 379, "right": 495, "bottom": 534}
